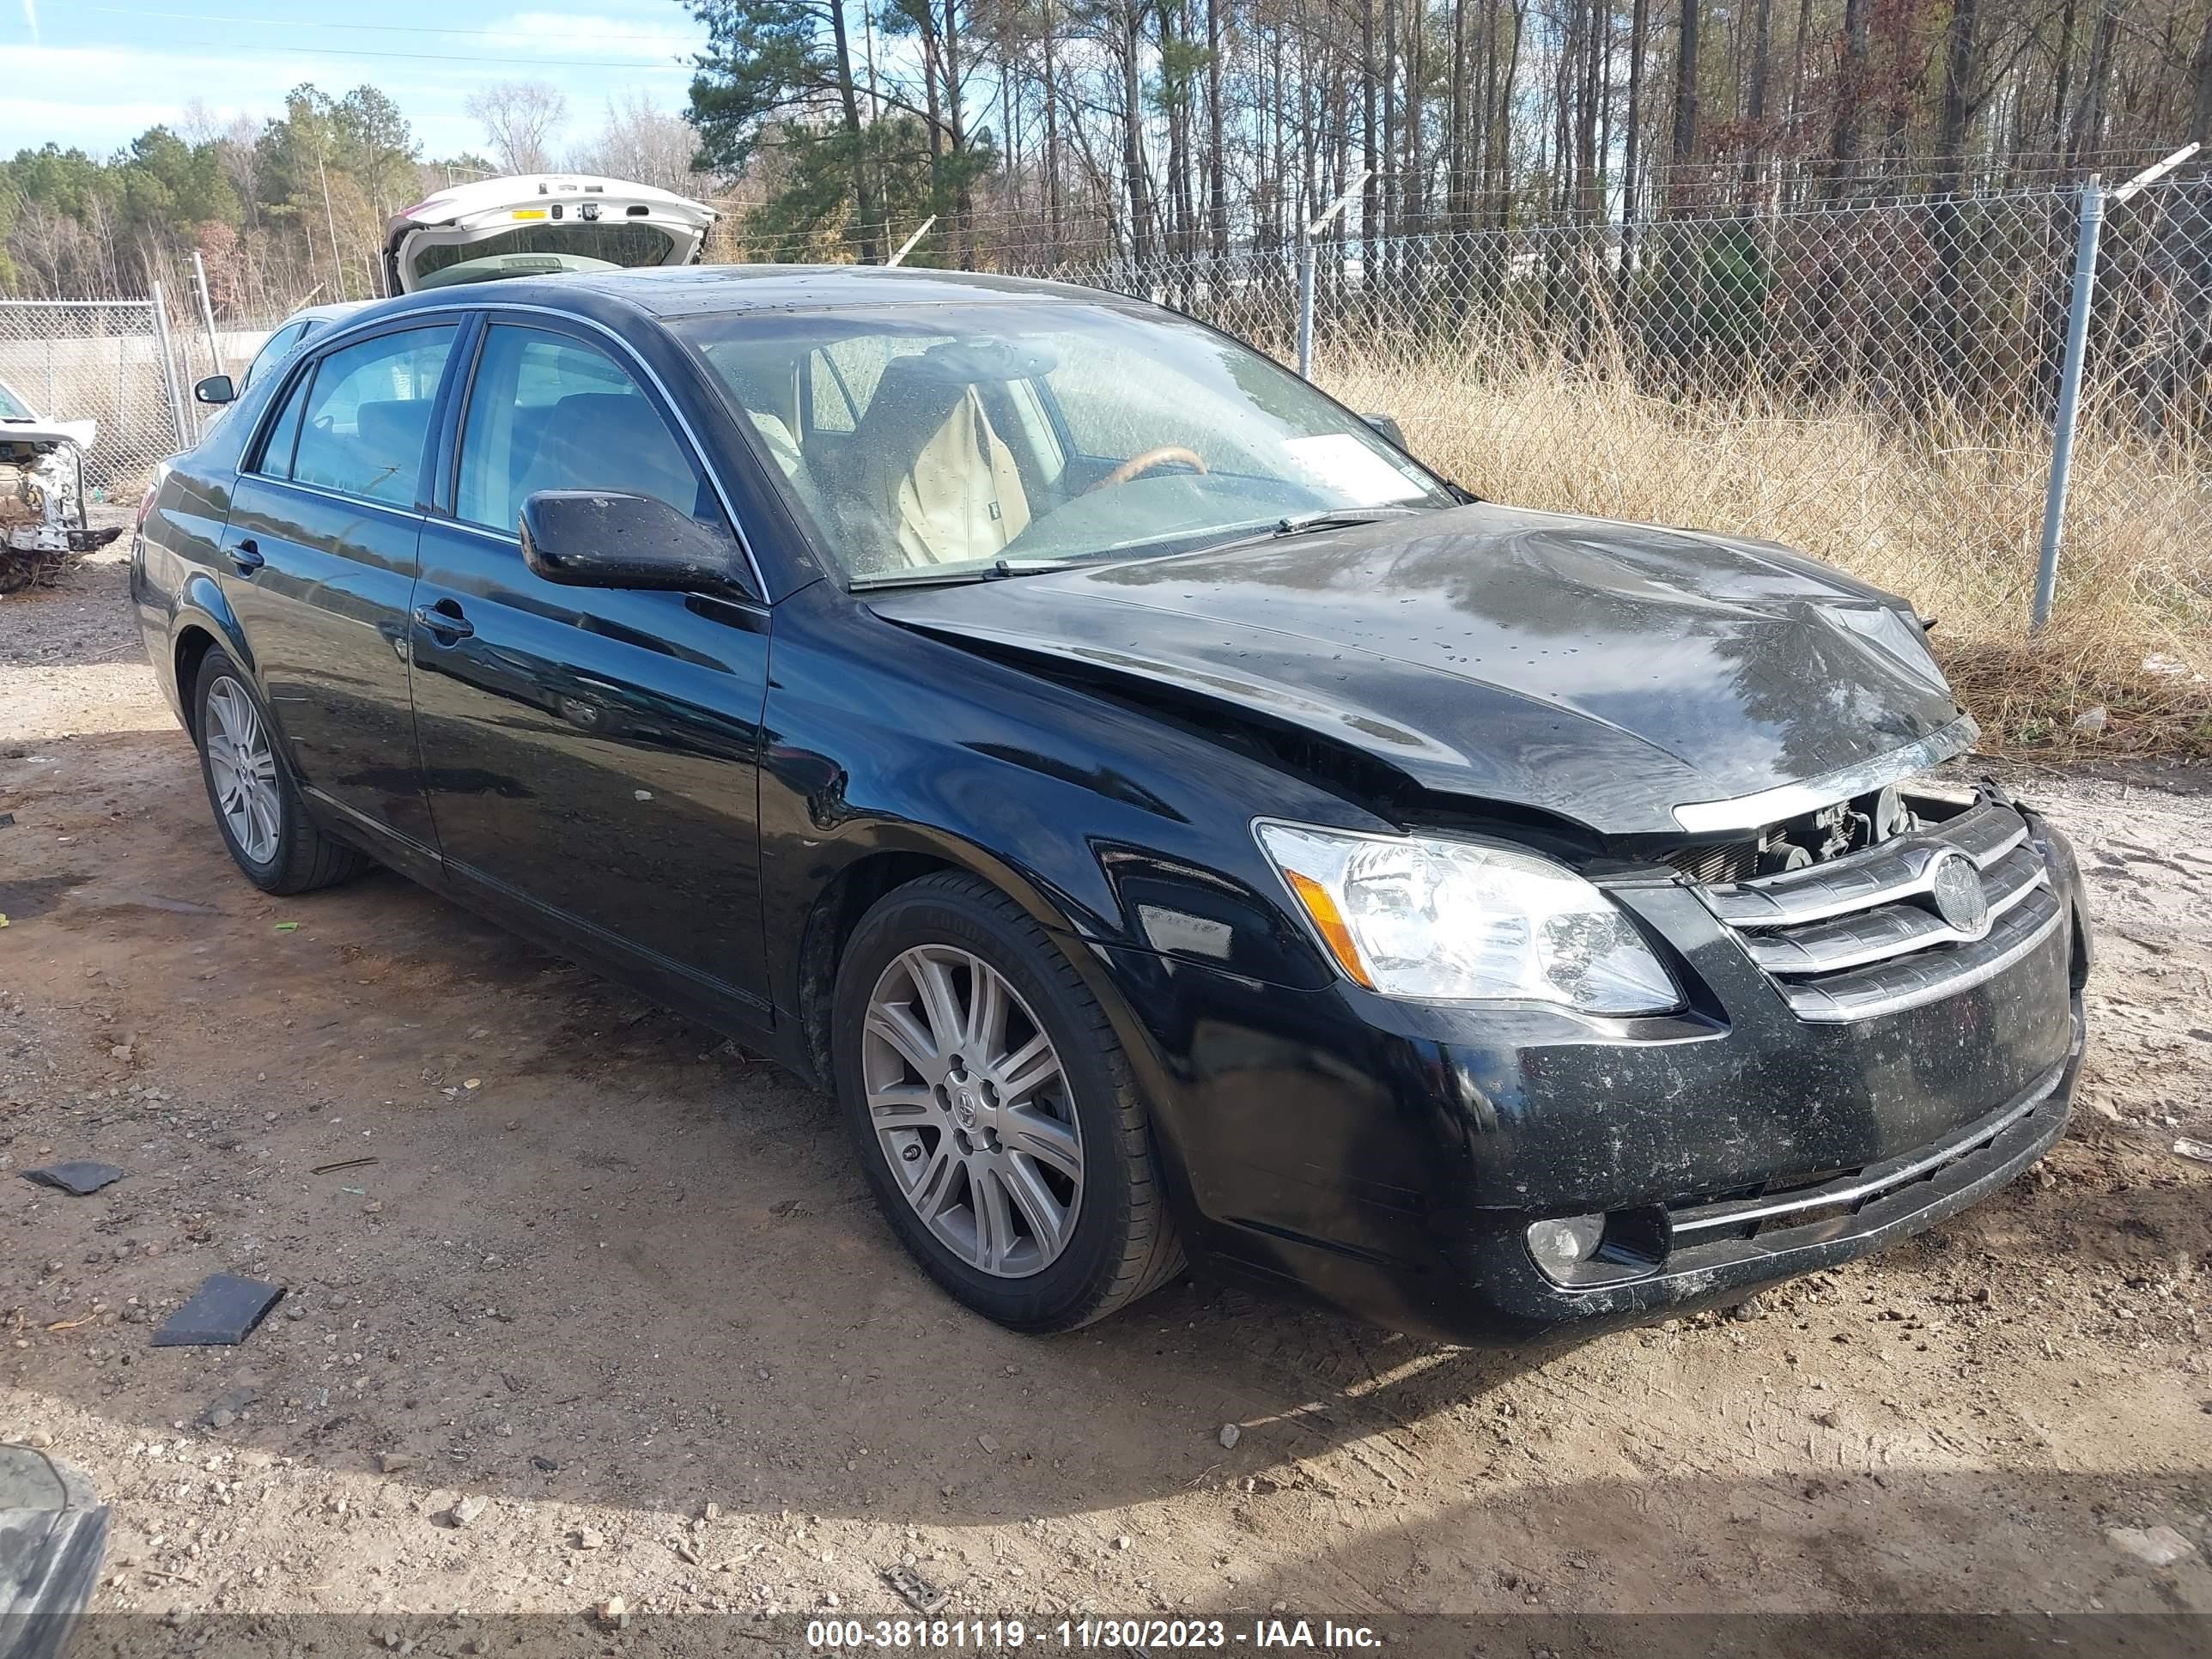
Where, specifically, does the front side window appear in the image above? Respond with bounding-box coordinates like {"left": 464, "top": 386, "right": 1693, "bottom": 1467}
{"left": 0, "top": 380, "right": 35, "bottom": 419}
{"left": 454, "top": 325, "right": 716, "bottom": 534}
{"left": 678, "top": 301, "right": 1454, "bottom": 580}
{"left": 287, "top": 325, "right": 457, "bottom": 507}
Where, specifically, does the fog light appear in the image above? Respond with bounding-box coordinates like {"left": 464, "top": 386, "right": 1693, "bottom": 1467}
{"left": 1526, "top": 1213, "right": 1606, "bottom": 1273}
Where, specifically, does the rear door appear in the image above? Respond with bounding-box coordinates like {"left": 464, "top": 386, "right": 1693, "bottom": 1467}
{"left": 407, "top": 316, "right": 775, "bottom": 1018}
{"left": 217, "top": 319, "right": 459, "bottom": 862}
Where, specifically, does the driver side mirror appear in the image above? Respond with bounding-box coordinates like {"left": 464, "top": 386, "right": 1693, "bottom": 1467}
{"left": 520, "top": 490, "right": 750, "bottom": 597}
{"left": 193, "top": 374, "right": 235, "bottom": 405}
{"left": 1362, "top": 412, "right": 1408, "bottom": 451}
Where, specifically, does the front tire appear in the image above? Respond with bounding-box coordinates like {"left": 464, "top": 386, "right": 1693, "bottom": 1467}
{"left": 191, "top": 646, "right": 366, "bottom": 895}
{"left": 833, "top": 872, "right": 1184, "bottom": 1332}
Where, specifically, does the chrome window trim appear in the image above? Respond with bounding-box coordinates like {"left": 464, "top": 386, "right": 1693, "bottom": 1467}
{"left": 297, "top": 297, "right": 769, "bottom": 604}
{"left": 1672, "top": 714, "right": 1980, "bottom": 833}
{"left": 252, "top": 476, "right": 430, "bottom": 525}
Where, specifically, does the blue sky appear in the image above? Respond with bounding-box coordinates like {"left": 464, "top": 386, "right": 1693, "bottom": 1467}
{"left": 4, "top": 0, "right": 709, "bottom": 160}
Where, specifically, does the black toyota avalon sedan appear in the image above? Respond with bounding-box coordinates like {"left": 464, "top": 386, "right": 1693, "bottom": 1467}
{"left": 135, "top": 265, "right": 2090, "bottom": 1341}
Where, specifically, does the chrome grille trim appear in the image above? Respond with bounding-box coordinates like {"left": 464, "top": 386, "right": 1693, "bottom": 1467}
{"left": 1776, "top": 886, "right": 2063, "bottom": 1023}
{"left": 1706, "top": 797, "right": 2027, "bottom": 928}
{"left": 1738, "top": 844, "right": 2048, "bottom": 975}
{"left": 1697, "top": 793, "right": 2066, "bottom": 1024}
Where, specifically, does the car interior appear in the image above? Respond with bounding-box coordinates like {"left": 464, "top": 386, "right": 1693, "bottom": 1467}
{"left": 702, "top": 335, "right": 1105, "bottom": 574}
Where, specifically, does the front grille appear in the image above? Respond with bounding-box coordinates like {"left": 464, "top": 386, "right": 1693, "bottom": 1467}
{"left": 1663, "top": 840, "right": 1759, "bottom": 885}
{"left": 1697, "top": 796, "right": 2063, "bottom": 1023}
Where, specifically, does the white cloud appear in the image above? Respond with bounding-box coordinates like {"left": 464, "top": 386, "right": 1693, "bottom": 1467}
{"left": 495, "top": 10, "right": 700, "bottom": 63}
{"left": 20, "top": 0, "right": 38, "bottom": 47}
{"left": 0, "top": 37, "right": 697, "bottom": 160}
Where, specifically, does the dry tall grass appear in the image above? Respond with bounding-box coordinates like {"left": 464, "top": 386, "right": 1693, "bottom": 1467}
{"left": 1321, "top": 343, "right": 2212, "bottom": 757}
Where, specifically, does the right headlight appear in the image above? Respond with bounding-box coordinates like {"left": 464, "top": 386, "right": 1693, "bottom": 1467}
{"left": 1255, "top": 821, "right": 1681, "bottom": 1015}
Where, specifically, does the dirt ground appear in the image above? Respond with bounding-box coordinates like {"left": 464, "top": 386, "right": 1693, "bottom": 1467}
{"left": 3, "top": 541, "right": 2210, "bottom": 1652}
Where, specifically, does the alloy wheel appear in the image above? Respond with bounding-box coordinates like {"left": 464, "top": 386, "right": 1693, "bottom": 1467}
{"left": 204, "top": 676, "right": 282, "bottom": 866}
{"left": 861, "top": 945, "right": 1085, "bottom": 1278}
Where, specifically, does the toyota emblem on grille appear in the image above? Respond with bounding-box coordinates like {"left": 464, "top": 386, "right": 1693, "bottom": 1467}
{"left": 1929, "top": 850, "right": 1991, "bottom": 940}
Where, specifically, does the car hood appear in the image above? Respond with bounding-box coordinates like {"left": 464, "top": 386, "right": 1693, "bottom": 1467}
{"left": 0, "top": 416, "right": 96, "bottom": 450}
{"left": 866, "top": 502, "right": 1966, "bottom": 836}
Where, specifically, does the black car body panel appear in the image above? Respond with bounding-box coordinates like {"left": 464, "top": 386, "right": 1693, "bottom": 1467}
{"left": 133, "top": 266, "right": 2089, "bottom": 1341}
{"left": 866, "top": 506, "right": 1960, "bottom": 836}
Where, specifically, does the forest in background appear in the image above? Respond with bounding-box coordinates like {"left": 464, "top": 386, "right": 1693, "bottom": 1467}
{"left": 5, "top": 0, "right": 2212, "bottom": 310}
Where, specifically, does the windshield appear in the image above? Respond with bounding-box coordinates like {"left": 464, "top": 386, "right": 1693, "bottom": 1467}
{"left": 0, "top": 381, "right": 32, "bottom": 419}
{"left": 675, "top": 300, "right": 1455, "bottom": 581}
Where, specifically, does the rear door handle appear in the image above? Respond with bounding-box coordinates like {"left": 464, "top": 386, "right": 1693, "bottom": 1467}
{"left": 411, "top": 600, "right": 475, "bottom": 641}
{"left": 228, "top": 538, "right": 264, "bottom": 574}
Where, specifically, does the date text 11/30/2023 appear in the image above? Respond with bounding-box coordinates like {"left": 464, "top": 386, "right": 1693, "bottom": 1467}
{"left": 805, "top": 1617, "right": 1384, "bottom": 1650}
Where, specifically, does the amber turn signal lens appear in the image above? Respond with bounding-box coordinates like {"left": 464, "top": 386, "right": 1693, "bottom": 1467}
{"left": 1284, "top": 868, "right": 1375, "bottom": 990}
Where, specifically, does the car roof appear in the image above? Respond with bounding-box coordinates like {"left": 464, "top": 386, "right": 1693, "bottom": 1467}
{"left": 291, "top": 301, "right": 370, "bottom": 327}
{"left": 350, "top": 263, "right": 1131, "bottom": 328}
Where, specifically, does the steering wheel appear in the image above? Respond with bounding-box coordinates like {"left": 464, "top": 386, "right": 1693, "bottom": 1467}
{"left": 1084, "top": 445, "right": 1208, "bottom": 495}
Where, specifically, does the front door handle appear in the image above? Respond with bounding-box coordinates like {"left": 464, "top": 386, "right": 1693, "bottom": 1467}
{"left": 411, "top": 600, "right": 475, "bottom": 641}
{"left": 228, "top": 538, "right": 264, "bottom": 574}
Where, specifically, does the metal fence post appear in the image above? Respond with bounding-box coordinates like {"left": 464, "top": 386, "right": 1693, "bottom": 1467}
{"left": 2033, "top": 179, "right": 2102, "bottom": 631}
{"left": 192, "top": 250, "right": 226, "bottom": 379}
{"left": 1295, "top": 168, "right": 1368, "bottom": 384}
{"left": 148, "top": 284, "right": 191, "bottom": 450}
{"left": 1296, "top": 230, "right": 1316, "bottom": 380}
{"left": 2032, "top": 143, "right": 2199, "bottom": 630}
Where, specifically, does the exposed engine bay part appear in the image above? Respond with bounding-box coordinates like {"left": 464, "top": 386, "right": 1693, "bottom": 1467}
{"left": 0, "top": 422, "right": 122, "bottom": 594}
{"left": 1662, "top": 773, "right": 1964, "bottom": 884}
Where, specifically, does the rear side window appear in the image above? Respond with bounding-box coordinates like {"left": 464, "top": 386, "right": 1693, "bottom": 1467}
{"left": 254, "top": 362, "right": 314, "bottom": 480}
{"left": 454, "top": 325, "right": 716, "bottom": 533}
{"left": 240, "top": 321, "right": 305, "bottom": 392}
{"left": 286, "top": 325, "right": 457, "bottom": 507}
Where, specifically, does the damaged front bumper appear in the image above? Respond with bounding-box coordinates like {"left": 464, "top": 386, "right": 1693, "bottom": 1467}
{"left": 1, "top": 435, "right": 121, "bottom": 592}
{"left": 1104, "top": 799, "right": 2091, "bottom": 1343}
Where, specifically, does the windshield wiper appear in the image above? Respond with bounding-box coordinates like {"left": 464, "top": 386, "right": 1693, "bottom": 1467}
{"left": 1273, "top": 506, "right": 1431, "bottom": 537}
{"left": 848, "top": 556, "right": 1082, "bottom": 593}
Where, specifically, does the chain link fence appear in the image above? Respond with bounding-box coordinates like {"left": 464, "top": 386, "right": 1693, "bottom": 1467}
{"left": 971, "top": 175, "right": 2212, "bottom": 659}
{"left": 3, "top": 178, "right": 2202, "bottom": 657}
{"left": 0, "top": 298, "right": 207, "bottom": 500}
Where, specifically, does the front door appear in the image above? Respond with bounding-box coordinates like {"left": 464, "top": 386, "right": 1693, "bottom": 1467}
{"left": 408, "top": 319, "right": 774, "bottom": 1017}
{"left": 217, "top": 320, "right": 459, "bottom": 858}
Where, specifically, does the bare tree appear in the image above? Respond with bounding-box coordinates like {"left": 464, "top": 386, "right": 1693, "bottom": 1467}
{"left": 464, "top": 80, "right": 570, "bottom": 175}
{"left": 569, "top": 93, "right": 702, "bottom": 195}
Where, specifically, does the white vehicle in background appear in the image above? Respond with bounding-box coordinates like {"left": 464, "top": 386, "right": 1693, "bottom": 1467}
{"left": 382, "top": 173, "right": 716, "bottom": 293}
{"left": 169, "top": 173, "right": 720, "bottom": 538}
{"left": 0, "top": 375, "right": 121, "bottom": 593}
{"left": 191, "top": 174, "right": 715, "bottom": 419}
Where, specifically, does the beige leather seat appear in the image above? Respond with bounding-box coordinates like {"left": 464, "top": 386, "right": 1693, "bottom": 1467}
{"left": 850, "top": 358, "right": 1030, "bottom": 568}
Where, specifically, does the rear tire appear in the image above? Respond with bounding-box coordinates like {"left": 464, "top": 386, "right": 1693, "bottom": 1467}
{"left": 191, "top": 646, "right": 367, "bottom": 896}
{"left": 833, "top": 872, "right": 1184, "bottom": 1332}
